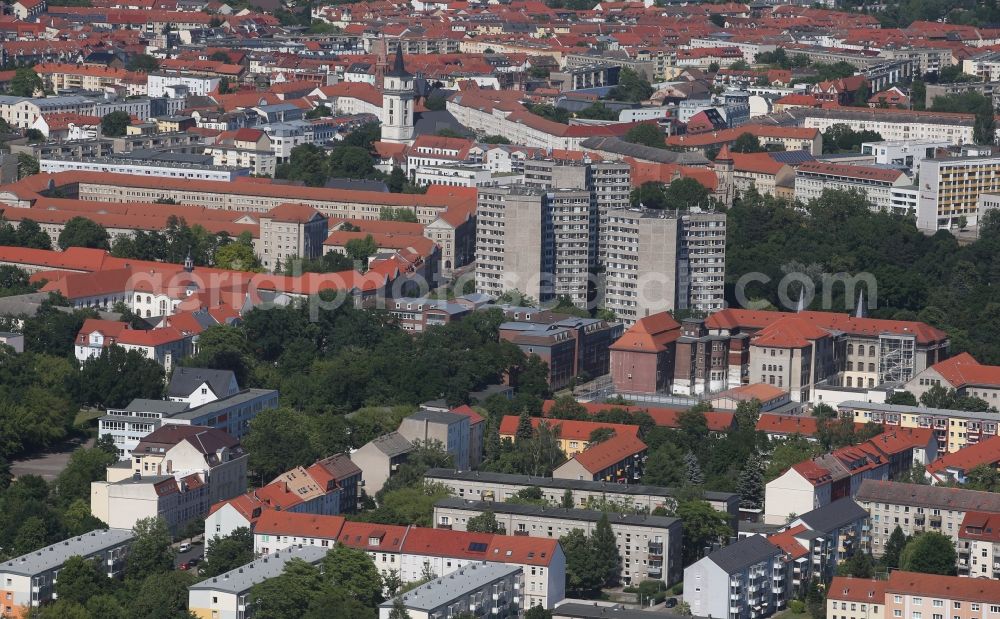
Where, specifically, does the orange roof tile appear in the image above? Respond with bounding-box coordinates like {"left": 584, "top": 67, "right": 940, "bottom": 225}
{"left": 498, "top": 415, "right": 640, "bottom": 441}
{"left": 253, "top": 511, "right": 346, "bottom": 539}
{"left": 568, "top": 433, "right": 647, "bottom": 474}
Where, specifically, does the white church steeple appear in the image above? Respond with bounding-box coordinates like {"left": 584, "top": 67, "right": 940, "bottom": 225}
{"left": 380, "top": 44, "right": 415, "bottom": 145}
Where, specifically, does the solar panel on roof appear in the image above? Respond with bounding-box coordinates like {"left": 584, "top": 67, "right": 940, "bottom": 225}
{"left": 469, "top": 542, "right": 488, "bottom": 552}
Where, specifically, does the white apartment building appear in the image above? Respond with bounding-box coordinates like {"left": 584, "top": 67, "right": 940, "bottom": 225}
{"left": 0, "top": 529, "right": 134, "bottom": 617}
{"left": 856, "top": 480, "right": 1000, "bottom": 560}
{"left": 433, "top": 497, "right": 682, "bottom": 585}
{"left": 800, "top": 110, "right": 976, "bottom": 146}
{"left": 860, "top": 139, "right": 949, "bottom": 180}
{"left": 917, "top": 155, "right": 1000, "bottom": 230}
{"left": 794, "top": 162, "right": 913, "bottom": 213}
{"left": 378, "top": 562, "right": 523, "bottom": 619}
{"left": 147, "top": 73, "right": 221, "bottom": 98}
{"left": 603, "top": 208, "right": 726, "bottom": 325}
{"left": 40, "top": 157, "right": 249, "bottom": 182}
{"left": 91, "top": 425, "right": 247, "bottom": 535}
{"left": 99, "top": 388, "right": 279, "bottom": 459}
{"left": 188, "top": 546, "right": 328, "bottom": 619}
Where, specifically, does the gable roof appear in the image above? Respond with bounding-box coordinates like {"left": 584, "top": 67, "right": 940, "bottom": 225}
{"left": 609, "top": 312, "right": 681, "bottom": 353}
{"left": 253, "top": 511, "right": 346, "bottom": 539}
{"left": 926, "top": 352, "right": 1000, "bottom": 389}
{"left": 706, "top": 534, "right": 780, "bottom": 572}
{"left": 167, "top": 367, "right": 237, "bottom": 398}
{"left": 564, "top": 433, "right": 647, "bottom": 474}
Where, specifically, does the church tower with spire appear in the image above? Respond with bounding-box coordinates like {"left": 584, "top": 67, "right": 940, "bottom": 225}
{"left": 713, "top": 144, "right": 735, "bottom": 208}
{"left": 380, "top": 45, "right": 415, "bottom": 145}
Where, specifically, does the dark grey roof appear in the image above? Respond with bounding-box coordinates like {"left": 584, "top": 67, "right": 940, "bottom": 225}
{"left": 385, "top": 45, "right": 411, "bottom": 79}
{"left": 706, "top": 535, "right": 780, "bottom": 573}
{"left": 738, "top": 521, "right": 782, "bottom": 536}
{"left": 414, "top": 109, "right": 470, "bottom": 138}
{"left": 856, "top": 480, "right": 1000, "bottom": 513}
{"left": 167, "top": 367, "right": 237, "bottom": 399}
{"left": 120, "top": 399, "right": 191, "bottom": 415}
{"left": 324, "top": 178, "right": 389, "bottom": 192}
{"left": 795, "top": 498, "right": 868, "bottom": 533}
{"left": 366, "top": 431, "right": 414, "bottom": 457}
{"left": 170, "top": 388, "right": 278, "bottom": 421}
{"left": 579, "top": 136, "right": 709, "bottom": 165}
{"left": 554, "top": 603, "right": 700, "bottom": 619}
{"left": 768, "top": 149, "right": 815, "bottom": 165}
{"left": 424, "top": 468, "right": 738, "bottom": 504}
{"left": 435, "top": 497, "right": 681, "bottom": 529}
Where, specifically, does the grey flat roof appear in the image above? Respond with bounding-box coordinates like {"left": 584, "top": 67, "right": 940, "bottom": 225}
{"left": 424, "top": 468, "right": 738, "bottom": 504}
{"left": 190, "top": 546, "right": 328, "bottom": 594}
{"left": 554, "top": 603, "right": 699, "bottom": 619}
{"left": 0, "top": 529, "right": 134, "bottom": 576}
{"left": 381, "top": 562, "right": 521, "bottom": 611}
{"left": 435, "top": 497, "right": 680, "bottom": 529}
{"left": 839, "top": 400, "right": 1000, "bottom": 422}
{"left": 170, "top": 388, "right": 278, "bottom": 421}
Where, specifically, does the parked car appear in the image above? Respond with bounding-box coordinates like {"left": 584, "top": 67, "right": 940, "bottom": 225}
{"left": 665, "top": 598, "right": 678, "bottom": 608}
{"left": 179, "top": 542, "right": 191, "bottom": 553}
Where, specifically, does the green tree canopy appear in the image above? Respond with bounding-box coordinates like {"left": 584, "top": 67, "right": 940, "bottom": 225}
{"left": 58, "top": 216, "right": 110, "bottom": 250}
{"left": 623, "top": 123, "right": 666, "bottom": 149}
{"left": 900, "top": 532, "right": 957, "bottom": 575}
{"left": 100, "top": 111, "right": 131, "bottom": 137}
{"left": 608, "top": 68, "right": 654, "bottom": 102}
{"left": 9, "top": 68, "right": 42, "bottom": 97}
{"left": 467, "top": 510, "right": 506, "bottom": 533}
{"left": 202, "top": 527, "right": 254, "bottom": 577}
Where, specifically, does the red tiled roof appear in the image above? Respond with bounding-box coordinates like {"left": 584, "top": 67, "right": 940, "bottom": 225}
{"left": 337, "top": 522, "right": 409, "bottom": 552}
{"left": 828, "top": 576, "right": 888, "bottom": 604}
{"left": 609, "top": 311, "right": 681, "bottom": 353}
{"left": 401, "top": 527, "right": 494, "bottom": 558}
{"left": 887, "top": 570, "right": 1000, "bottom": 604}
{"left": 450, "top": 404, "right": 484, "bottom": 426}
{"left": 567, "top": 433, "right": 647, "bottom": 474}
{"left": 927, "top": 352, "right": 1000, "bottom": 389}
{"left": 927, "top": 435, "right": 1000, "bottom": 479}
{"left": 705, "top": 308, "right": 948, "bottom": 346}
{"left": 498, "top": 415, "right": 640, "bottom": 441}
{"left": 752, "top": 316, "right": 830, "bottom": 348}
{"left": 265, "top": 203, "right": 323, "bottom": 223}
{"left": 253, "top": 511, "right": 346, "bottom": 539}
{"left": 959, "top": 511, "right": 1000, "bottom": 544}
{"left": 540, "top": 399, "right": 736, "bottom": 432}
{"left": 756, "top": 413, "right": 819, "bottom": 437}
{"left": 767, "top": 524, "right": 809, "bottom": 559}
{"left": 797, "top": 161, "right": 905, "bottom": 183}
{"left": 485, "top": 535, "right": 560, "bottom": 566}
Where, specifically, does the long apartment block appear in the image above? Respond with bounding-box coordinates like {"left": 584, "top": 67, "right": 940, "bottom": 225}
{"left": 0, "top": 529, "right": 134, "bottom": 619}
{"left": 424, "top": 467, "right": 739, "bottom": 526}
{"left": 856, "top": 479, "right": 1000, "bottom": 569}
{"left": 433, "top": 497, "right": 682, "bottom": 585}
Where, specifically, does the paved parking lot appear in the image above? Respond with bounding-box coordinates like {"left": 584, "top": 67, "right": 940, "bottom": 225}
{"left": 11, "top": 438, "right": 93, "bottom": 481}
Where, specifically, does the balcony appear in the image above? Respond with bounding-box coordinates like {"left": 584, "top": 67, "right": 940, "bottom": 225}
{"left": 513, "top": 530, "right": 529, "bottom": 536}
{"left": 438, "top": 523, "right": 453, "bottom": 530}
{"left": 649, "top": 542, "right": 663, "bottom": 554}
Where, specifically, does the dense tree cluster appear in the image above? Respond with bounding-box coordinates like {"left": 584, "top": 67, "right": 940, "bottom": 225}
{"left": 727, "top": 188, "right": 1000, "bottom": 365}
{"left": 560, "top": 514, "right": 621, "bottom": 594}
{"left": 822, "top": 124, "right": 883, "bottom": 153}
{"left": 110, "top": 217, "right": 248, "bottom": 267}
{"left": 630, "top": 178, "right": 712, "bottom": 210}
